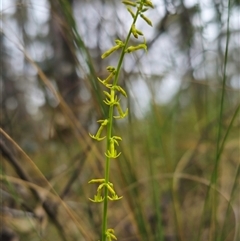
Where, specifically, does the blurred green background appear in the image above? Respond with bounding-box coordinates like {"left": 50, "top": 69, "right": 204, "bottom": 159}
{"left": 1, "top": 0, "right": 239, "bottom": 241}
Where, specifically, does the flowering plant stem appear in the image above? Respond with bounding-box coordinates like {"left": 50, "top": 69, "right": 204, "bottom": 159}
{"left": 102, "top": 10, "right": 140, "bottom": 241}
{"left": 102, "top": 113, "right": 113, "bottom": 241}
{"left": 88, "top": 1, "right": 153, "bottom": 240}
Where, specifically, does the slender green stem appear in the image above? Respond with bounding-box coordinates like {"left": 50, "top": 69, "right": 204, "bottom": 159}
{"left": 101, "top": 7, "right": 141, "bottom": 241}
{"left": 102, "top": 106, "right": 113, "bottom": 241}
{"left": 113, "top": 9, "right": 140, "bottom": 86}
{"left": 95, "top": 2, "right": 154, "bottom": 240}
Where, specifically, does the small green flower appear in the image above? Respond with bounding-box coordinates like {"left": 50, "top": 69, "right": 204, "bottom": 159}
{"left": 127, "top": 7, "right": 135, "bottom": 18}
{"left": 89, "top": 133, "right": 106, "bottom": 141}
{"left": 101, "top": 40, "right": 124, "bottom": 59}
{"left": 136, "top": 28, "right": 144, "bottom": 36}
{"left": 105, "top": 136, "right": 122, "bottom": 159}
{"left": 144, "top": 0, "right": 154, "bottom": 8}
{"left": 141, "top": 7, "right": 149, "bottom": 13}
{"left": 112, "top": 85, "right": 127, "bottom": 97}
{"left": 103, "top": 89, "right": 118, "bottom": 106}
{"left": 108, "top": 194, "right": 123, "bottom": 201}
{"left": 140, "top": 13, "right": 152, "bottom": 26}
{"left": 98, "top": 73, "right": 115, "bottom": 87}
{"left": 122, "top": 0, "right": 137, "bottom": 7}
{"left": 88, "top": 179, "right": 105, "bottom": 184}
{"left": 105, "top": 150, "right": 121, "bottom": 159}
{"left": 131, "top": 24, "right": 139, "bottom": 38}
{"left": 114, "top": 103, "right": 128, "bottom": 119}
{"left": 106, "top": 183, "right": 116, "bottom": 195}
{"left": 89, "top": 195, "right": 105, "bottom": 203}
{"left": 106, "top": 229, "right": 117, "bottom": 241}
{"left": 101, "top": 46, "right": 120, "bottom": 59}
{"left": 89, "top": 119, "right": 108, "bottom": 141}
{"left": 125, "top": 42, "right": 147, "bottom": 53}
{"left": 106, "top": 66, "right": 116, "bottom": 73}
{"left": 89, "top": 187, "right": 105, "bottom": 203}
{"left": 114, "top": 39, "right": 124, "bottom": 46}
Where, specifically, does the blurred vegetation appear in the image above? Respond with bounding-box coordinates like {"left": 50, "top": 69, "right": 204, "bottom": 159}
{"left": 1, "top": 0, "right": 239, "bottom": 241}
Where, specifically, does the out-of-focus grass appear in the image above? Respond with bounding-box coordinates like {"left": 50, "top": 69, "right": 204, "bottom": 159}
{"left": 2, "top": 57, "right": 239, "bottom": 241}
{"left": 110, "top": 81, "right": 239, "bottom": 241}
{"left": 1, "top": 0, "right": 239, "bottom": 241}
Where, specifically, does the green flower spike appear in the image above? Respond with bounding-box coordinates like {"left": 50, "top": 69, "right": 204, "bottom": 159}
{"left": 101, "top": 40, "right": 124, "bottom": 59}
{"left": 106, "top": 229, "right": 117, "bottom": 241}
{"left": 89, "top": 119, "right": 108, "bottom": 141}
{"left": 89, "top": 0, "right": 154, "bottom": 240}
